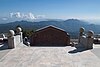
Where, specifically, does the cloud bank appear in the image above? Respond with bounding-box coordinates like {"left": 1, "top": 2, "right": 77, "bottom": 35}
{"left": 0, "top": 12, "right": 46, "bottom": 23}
{"left": 9, "top": 12, "right": 45, "bottom": 20}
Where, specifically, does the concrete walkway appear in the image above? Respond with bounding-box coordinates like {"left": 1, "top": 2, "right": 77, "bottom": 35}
{"left": 0, "top": 43, "right": 11, "bottom": 59}
{"left": 0, "top": 44, "right": 100, "bottom": 67}
{"left": 91, "top": 44, "right": 100, "bottom": 59}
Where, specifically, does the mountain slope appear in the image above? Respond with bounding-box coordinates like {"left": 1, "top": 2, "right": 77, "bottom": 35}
{"left": 0, "top": 19, "right": 100, "bottom": 38}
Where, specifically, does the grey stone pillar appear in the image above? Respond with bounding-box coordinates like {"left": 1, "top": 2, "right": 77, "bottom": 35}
{"left": 16, "top": 27, "right": 23, "bottom": 42}
{"left": 86, "top": 30, "right": 94, "bottom": 49}
{"left": 8, "top": 30, "right": 15, "bottom": 49}
{"left": 79, "top": 27, "right": 85, "bottom": 43}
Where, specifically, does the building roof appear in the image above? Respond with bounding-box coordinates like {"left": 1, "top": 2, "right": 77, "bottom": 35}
{"left": 35, "top": 25, "right": 69, "bottom": 35}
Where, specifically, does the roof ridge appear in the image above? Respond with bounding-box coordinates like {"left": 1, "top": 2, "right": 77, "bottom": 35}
{"left": 36, "top": 25, "right": 66, "bottom": 32}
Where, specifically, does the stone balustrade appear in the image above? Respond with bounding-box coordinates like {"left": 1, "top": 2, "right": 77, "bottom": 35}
{"left": 78, "top": 27, "right": 94, "bottom": 49}
{"left": 7, "top": 27, "right": 23, "bottom": 49}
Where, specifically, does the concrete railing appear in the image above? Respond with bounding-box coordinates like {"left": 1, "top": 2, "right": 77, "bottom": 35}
{"left": 78, "top": 27, "right": 94, "bottom": 49}
{"left": 8, "top": 27, "right": 23, "bottom": 49}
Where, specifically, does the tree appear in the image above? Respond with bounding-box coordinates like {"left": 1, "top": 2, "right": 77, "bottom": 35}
{"left": 15, "top": 25, "right": 35, "bottom": 38}
{"left": 23, "top": 29, "right": 35, "bottom": 38}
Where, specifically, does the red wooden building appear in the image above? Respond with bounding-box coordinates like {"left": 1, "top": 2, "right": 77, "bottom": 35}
{"left": 30, "top": 25, "right": 70, "bottom": 46}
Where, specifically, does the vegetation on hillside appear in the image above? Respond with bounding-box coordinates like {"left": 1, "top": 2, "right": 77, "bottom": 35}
{"left": 15, "top": 25, "right": 35, "bottom": 38}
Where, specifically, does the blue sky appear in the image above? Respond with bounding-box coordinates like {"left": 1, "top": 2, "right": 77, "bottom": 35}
{"left": 0, "top": 0, "right": 100, "bottom": 20}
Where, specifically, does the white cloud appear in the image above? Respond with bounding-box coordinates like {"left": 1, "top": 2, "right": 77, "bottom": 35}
{"left": 9, "top": 12, "right": 40, "bottom": 20}
{"left": 15, "top": 12, "right": 21, "bottom": 18}
{"left": 36, "top": 15, "right": 46, "bottom": 18}
{"left": 2, "top": 17, "right": 8, "bottom": 20}
{"left": 7, "top": 12, "right": 46, "bottom": 22}
{"left": 28, "top": 12, "right": 36, "bottom": 20}
{"left": 10, "top": 13, "right": 13, "bottom": 18}
{"left": 10, "top": 12, "right": 22, "bottom": 18}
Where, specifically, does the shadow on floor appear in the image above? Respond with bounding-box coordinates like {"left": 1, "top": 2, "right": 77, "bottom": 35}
{"left": 31, "top": 45, "right": 67, "bottom": 47}
{"left": 30, "top": 43, "right": 70, "bottom": 47}
{"left": 30, "top": 44, "right": 69, "bottom": 47}
{"left": 0, "top": 43, "right": 9, "bottom": 50}
{"left": 68, "top": 44, "right": 90, "bottom": 54}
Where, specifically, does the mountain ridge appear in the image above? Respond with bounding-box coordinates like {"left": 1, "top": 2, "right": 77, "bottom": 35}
{"left": 0, "top": 19, "right": 100, "bottom": 38}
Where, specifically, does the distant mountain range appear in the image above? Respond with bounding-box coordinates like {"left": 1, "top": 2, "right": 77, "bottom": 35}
{"left": 0, "top": 19, "right": 100, "bottom": 38}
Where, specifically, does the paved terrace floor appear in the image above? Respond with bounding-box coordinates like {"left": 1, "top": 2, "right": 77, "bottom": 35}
{"left": 0, "top": 43, "right": 100, "bottom": 67}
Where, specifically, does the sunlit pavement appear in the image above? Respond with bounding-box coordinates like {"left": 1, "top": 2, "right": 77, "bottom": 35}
{"left": 0, "top": 44, "right": 100, "bottom": 67}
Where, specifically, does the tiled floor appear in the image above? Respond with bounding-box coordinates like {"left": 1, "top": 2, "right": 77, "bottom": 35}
{"left": 0, "top": 44, "right": 100, "bottom": 67}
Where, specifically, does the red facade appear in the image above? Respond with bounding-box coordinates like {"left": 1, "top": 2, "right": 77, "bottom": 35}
{"left": 30, "top": 26, "right": 70, "bottom": 46}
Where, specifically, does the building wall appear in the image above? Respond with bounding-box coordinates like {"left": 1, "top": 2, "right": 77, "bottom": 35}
{"left": 30, "top": 27, "right": 70, "bottom": 46}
